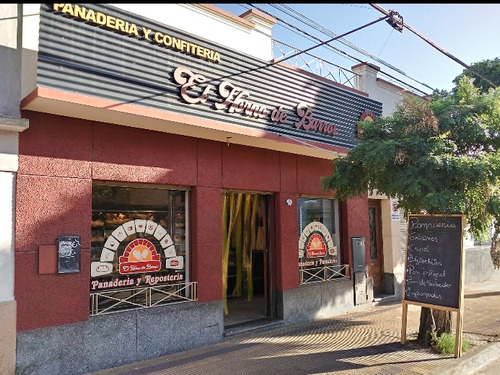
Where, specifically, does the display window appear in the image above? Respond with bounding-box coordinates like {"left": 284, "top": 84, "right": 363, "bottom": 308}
{"left": 298, "top": 197, "right": 348, "bottom": 284}
{"left": 90, "top": 183, "right": 193, "bottom": 315}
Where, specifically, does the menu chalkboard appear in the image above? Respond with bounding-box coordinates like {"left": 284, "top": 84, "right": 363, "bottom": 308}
{"left": 404, "top": 215, "right": 463, "bottom": 309}
{"left": 58, "top": 235, "right": 81, "bottom": 274}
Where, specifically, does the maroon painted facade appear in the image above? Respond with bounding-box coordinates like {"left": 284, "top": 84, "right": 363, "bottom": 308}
{"left": 15, "top": 111, "right": 368, "bottom": 332}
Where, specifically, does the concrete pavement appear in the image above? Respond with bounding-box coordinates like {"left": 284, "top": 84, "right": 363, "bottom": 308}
{"left": 85, "top": 277, "right": 500, "bottom": 375}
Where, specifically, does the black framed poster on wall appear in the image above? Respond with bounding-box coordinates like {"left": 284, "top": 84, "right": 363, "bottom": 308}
{"left": 58, "top": 235, "right": 81, "bottom": 274}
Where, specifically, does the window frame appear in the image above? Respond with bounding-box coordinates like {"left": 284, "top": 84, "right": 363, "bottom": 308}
{"left": 90, "top": 182, "right": 195, "bottom": 315}
{"left": 297, "top": 196, "right": 349, "bottom": 285}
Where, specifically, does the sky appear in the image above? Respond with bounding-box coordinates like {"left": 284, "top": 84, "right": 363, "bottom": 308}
{"left": 211, "top": 3, "right": 500, "bottom": 95}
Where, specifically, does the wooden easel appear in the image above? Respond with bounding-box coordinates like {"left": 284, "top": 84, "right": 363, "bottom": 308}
{"left": 401, "top": 214, "right": 465, "bottom": 358}
{"left": 401, "top": 300, "right": 464, "bottom": 358}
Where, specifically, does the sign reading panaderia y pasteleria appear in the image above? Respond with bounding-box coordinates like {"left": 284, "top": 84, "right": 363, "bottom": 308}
{"left": 38, "top": 4, "right": 382, "bottom": 149}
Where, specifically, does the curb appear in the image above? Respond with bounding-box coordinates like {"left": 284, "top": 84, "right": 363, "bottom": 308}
{"left": 427, "top": 342, "right": 500, "bottom": 375}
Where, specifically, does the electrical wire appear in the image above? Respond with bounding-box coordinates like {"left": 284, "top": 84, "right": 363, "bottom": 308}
{"left": 247, "top": 3, "right": 432, "bottom": 95}
{"left": 271, "top": 3, "right": 406, "bottom": 76}
{"left": 222, "top": 3, "right": 432, "bottom": 94}
{"left": 370, "top": 3, "right": 497, "bottom": 89}
{"left": 203, "top": 13, "right": 391, "bottom": 86}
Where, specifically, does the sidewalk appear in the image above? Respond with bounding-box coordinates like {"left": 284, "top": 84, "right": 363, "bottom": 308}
{"left": 86, "top": 278, "right": 500, "bottom": 375}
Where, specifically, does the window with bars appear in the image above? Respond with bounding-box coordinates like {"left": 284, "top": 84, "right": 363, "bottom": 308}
{"left": 298, "top": 197, "right": 349, "bottom": 284}
{"left": 90, "top": 183, "right": 195, "bottom": 315}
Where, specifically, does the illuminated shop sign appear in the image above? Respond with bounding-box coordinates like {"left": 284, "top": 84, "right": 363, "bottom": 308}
{"left": 51, "top": 4, "right": 221, "bottom": 63}
{"left": 173, "top": 66, "right": 339, "bottom": 137}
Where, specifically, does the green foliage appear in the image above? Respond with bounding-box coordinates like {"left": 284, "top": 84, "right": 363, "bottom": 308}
{"left": 453, "top": 57, "right": 500, "bottom": 94}
{"left": 322, "top": 77, "right": 500, "bottom": 241}
{"left": 430, "top": 330, "right": 470, "bottom": 355}
{"left": 15, "top": 365, "right": 29, "bottom": 375}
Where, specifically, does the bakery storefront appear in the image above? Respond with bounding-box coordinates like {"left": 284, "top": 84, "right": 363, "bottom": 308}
{"left": 15, "top": 4, "right": 382, "bottom": 374}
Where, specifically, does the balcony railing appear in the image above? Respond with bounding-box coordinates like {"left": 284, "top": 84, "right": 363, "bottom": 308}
{"left": 273, "top": 39, "right": 358, "bottom": 88}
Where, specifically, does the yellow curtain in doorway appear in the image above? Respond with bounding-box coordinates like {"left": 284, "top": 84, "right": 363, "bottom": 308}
{"left": 243, "top": 194, "right": 259, "bottom": 301}
{"left": 222, "top": 193, "right": 261, "bottom": 314}
{"left": 222, "top": 192, "right": 242, "bottom": 315}
{"left": 231, "top": 203, "right": 243, "bottom": 298}
{"left": 231, "top": 194, "right": 259, "bottom": 300}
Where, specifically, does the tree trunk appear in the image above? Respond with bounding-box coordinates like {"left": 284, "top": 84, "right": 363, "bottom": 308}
{"left": 490, "top": 218, "right": 500, "bottom": 269}
{"left": 417, "top": 307, "right": 452, "bottom": 346}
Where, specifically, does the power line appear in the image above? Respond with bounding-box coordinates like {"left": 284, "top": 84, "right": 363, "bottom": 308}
{"left": 204, "top": 13, "right": 391, "bottom": 85}
{"left": 273, "top": 15, "right": 390, "bottom": 66}
{"left": 271, "top": 3, "right": 406, "bottom": 76}
{"left": 248, "top": 3, "right": 431, "bottom": 95}
{"left": 370, "top": 3, "right": 498, "bottom": 89}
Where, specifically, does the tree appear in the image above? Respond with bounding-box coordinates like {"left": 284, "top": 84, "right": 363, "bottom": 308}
{"left": 453, "top": 57, "right": 500, "bottom": 94}
{"left": 322, "top": 77, "right": 500, "bottom": 345}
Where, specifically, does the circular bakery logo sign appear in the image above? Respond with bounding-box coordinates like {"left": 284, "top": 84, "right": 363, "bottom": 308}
{"left": 119, "top": 238, "right": 161, "bottom": 274}
{"left": 91, "top": 219, "right": 181, "bottom": 278}
{"left": 299, "top": 221, "right": 337, "bottom": 259}
{"left": 357, "top": 110, "right": 376, "bottom": 138}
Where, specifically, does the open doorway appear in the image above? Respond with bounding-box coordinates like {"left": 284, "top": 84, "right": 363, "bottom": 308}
{"left": 222, "top": 192, "right": 271, "bottom": 327}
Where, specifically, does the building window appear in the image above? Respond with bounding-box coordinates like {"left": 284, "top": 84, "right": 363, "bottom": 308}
{"left": 298, "top": 197, "right": 348, "bottom": 284}
{"left": 90, "top": 183, "right": 195, "bottom": 315}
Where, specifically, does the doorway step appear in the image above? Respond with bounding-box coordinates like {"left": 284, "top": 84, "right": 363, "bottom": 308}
{"left": 224, "top": 318, "right": 284, "bottom": 337}
{"left": 373, "top": 293, "right": 397, "bottom": 305}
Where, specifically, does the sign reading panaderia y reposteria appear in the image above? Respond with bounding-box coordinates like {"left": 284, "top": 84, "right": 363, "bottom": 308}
{"left": 39, "top": 4, "right": 382, "bottom": 149}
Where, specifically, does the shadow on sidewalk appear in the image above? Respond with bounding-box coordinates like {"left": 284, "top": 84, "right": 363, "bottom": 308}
{"left": 465, "top": 291, "right": 500, "bottom": 299}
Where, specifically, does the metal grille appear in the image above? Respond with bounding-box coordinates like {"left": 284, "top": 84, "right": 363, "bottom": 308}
{"left": 300, "top": 264, "right": 350, "bottom": 285}
{"left": 273, "top": 39, "right": 357, "bottom": 89}
{"left": 90, "top": 282, "right": 197, "bottom": 316}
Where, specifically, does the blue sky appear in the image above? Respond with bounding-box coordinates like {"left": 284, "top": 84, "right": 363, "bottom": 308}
{"left": 211, "top": 3, "right": 500, "bottom": 95}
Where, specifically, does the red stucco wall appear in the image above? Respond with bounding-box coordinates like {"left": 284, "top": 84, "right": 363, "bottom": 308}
{"left": 16, "top": 112, "right": 92, "bottom": 330}
{"left": 344, "top": 194, "right": 371, "bottom": 269}
{"left": 15, "top": 111, "right": 368, "bottom": 332}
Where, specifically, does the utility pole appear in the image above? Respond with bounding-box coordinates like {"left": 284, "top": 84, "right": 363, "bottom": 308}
{"left": 370, "top": 3, "right": 497, "bottom": 89}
